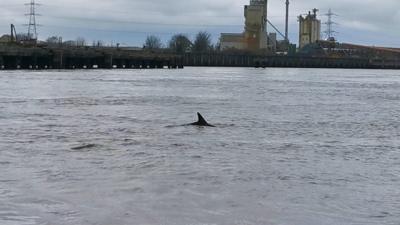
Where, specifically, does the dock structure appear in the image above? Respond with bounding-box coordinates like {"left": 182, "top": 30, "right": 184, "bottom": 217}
{"left": 184, "top": 53, "right": 257, "bottom": 67}
{"left": 184, "top": 53, "right": 400, "bottom": 69}
{"left": 0, "top": 45, "right": 184, "bottom": 70}
{"left": 254, "top": 56, "right": 371, "bottom": 69}
{"left": 1, "top": 44, "right": 400, "bottom": 70}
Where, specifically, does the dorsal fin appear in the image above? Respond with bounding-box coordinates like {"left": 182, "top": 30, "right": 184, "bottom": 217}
{"left": 189, "top": 112, "right": 214, "bottom": 127}
{"left": 197, "top": 112, "right": 208, "bottom": 125}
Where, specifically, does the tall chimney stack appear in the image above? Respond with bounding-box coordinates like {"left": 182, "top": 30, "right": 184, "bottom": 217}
{"left": 285, "top": 0, "right": 289, "bottom": 41}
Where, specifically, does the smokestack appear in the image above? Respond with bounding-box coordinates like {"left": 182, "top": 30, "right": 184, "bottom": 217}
{"left": 285, "top": 0, "right": 289, "bottom": 41}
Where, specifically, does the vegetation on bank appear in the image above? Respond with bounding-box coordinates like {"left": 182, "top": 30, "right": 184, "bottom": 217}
{"left": 39, "top": 31, "right": 218, "bottom": 54}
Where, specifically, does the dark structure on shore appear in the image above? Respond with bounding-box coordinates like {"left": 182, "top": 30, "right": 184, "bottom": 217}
{"left": 183, "top": 39, "right": 400, "bottom": 69}
{"left": 1, "top": 0, "right": 399, "bottom": 70}
{"left": 0, "top": 44, "right": 183, "bottom": 70}
{"left": 1, "top": 43, "right": 400, "bottom": 70}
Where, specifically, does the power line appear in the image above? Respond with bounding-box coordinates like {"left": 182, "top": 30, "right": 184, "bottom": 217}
{"left": 44, "top": 15, "right": 243, "bottom": 28}
{"left": 41, "top": 13, "right": 301, "bottom": 29}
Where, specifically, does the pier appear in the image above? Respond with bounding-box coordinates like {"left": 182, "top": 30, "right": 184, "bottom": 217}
{"left": 0, "top": 44, "right": 184, "bottom": 70}
{"left": 254, "top": 56, "right": 371, "bottom": 69}
{"left": 184, "top": 53, "right": 256, "bottom": 67}
{"left": 1, "top": 45, "right": 400, "bottom": 70}
{"left": 184, "top": 53, "right": 400, "bottom": 69}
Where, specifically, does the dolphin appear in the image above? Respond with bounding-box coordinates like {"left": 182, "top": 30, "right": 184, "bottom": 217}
{"left": 189, "top": 112, "right": 215, "bottom": 127}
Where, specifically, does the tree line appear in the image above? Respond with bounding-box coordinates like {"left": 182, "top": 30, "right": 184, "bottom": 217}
{"left": 43, "top": 31, "right": 218, "bottom": 54}
{"left": 144, "top": 31, "right": 217, "bottom": 54}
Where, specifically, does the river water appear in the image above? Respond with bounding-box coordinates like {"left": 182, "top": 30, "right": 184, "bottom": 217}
{"left": 0, "top": 67, "right": 399, "bottom": 225}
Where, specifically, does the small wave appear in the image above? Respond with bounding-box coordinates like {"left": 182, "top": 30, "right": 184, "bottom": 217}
{"left": 369, "top": 211, "right": 391, "bottom": 218}
{"left": 70, "top": 144, "right": 97, "bottom": 150}
{"left": 121, "top": 140, "right": 142, "bottom": 146}
{"left": 131, "top": 151, "right": 150, "bottom": 157}
{"left": 0, "top": 100, "right": 27, "bottom": 104}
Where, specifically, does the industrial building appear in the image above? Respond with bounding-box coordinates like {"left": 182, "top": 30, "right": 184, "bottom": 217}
{"left": 219, "top": 33, "right": 246, "bottom": 50}
{"left": 220, "top": 0, "right": 268, "bottom": 52}
{"left": 298, "top": 9, "right": 321, "bottom": 49}
{"left": 2, "top": 0, "right": 400, "bottom": 70}
{"left": 0, "top": 35, "right": 11, "bottom": 43}
{"left": 220, "top": 0, "right": 323, "bottom": 53}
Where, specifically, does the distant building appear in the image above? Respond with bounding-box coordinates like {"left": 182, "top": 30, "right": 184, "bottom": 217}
{"left": 63, "top": 40, "right": 77, "bottom": 47}
{"left": 0, "top": 35, "right": 11, "bottom": 43}
{"left": 298, "top": 9, "right": 321, "bottom": 49}
{"left": 244, "top": 0, "right": 268, "bottom": 51}
{"left": 220, "top": 33, "right": 245, "bottom": 50}
{"left": 220, "top": 0, "right": 268, "bottom": 52}
{"left": 267, "top": 33, "right": 277, "bottom": 52}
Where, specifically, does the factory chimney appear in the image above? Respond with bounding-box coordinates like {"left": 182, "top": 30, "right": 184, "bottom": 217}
{"left": 285, "top": 0, "right": 289, "bottom": 41}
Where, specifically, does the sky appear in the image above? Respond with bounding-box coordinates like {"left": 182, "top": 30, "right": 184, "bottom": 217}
{"left": 1, "top": 0, "right": 400, "bottom": 47}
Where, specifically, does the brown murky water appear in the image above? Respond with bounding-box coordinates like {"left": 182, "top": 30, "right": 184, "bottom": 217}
{"left": 0, "top": 68, "right": 399, "bottom": 225}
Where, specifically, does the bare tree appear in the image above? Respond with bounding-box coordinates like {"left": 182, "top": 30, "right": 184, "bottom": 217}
{"left": 144, "top": 35, "right": 162, "bottom": 49}
{"left": 63, "top": 40, "right": 77, "bottom": 47}
{"left": 214, "top": 41, "right": 221, "bottom": 52}
{"left": 193, "top": 31, "right": 212, "bottom": 53}
{"left": 97, "top": 40, "right": 104, "bottom": 47}
{"left": 16, "top": 33, "right": 33, "bottom": 41}
{"left": 168, "top": 34, "right": 192, "bottom": 54}
{"left": 76, "top": 37, "right": 86, "bottom": 47}
{"left": 46, "top": 36, "right": 62, "bottom": 46}
{"left": 92, "top": 40, "right": 104, "bottom": 47}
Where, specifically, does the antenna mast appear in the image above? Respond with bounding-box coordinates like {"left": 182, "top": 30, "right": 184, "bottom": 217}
{"left": 25, "top": 0, "right": 40, "bottom": 40}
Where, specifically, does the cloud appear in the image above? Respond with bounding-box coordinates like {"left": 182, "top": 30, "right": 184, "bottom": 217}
{"left": 0, "top": 0, "right": 399, "bottom": 47}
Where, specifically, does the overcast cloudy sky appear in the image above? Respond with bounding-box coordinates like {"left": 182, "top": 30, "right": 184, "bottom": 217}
{"left": 1, "top": 0, "right": 400, "bottom": 47}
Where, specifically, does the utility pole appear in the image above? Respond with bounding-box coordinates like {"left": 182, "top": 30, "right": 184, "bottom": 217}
{"left": 25, "top": 0, "right": 40, "bottom": 40}
{"left": 324, "top": 8, "right": 337, "bottom": 41}
{"left": 285, "top": 0, "right": 289, "bottom": 42}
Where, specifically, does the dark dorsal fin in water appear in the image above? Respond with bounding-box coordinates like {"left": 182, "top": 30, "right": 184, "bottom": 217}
{"left": 190, "top": 112, "right": 215, "bottom": 127}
